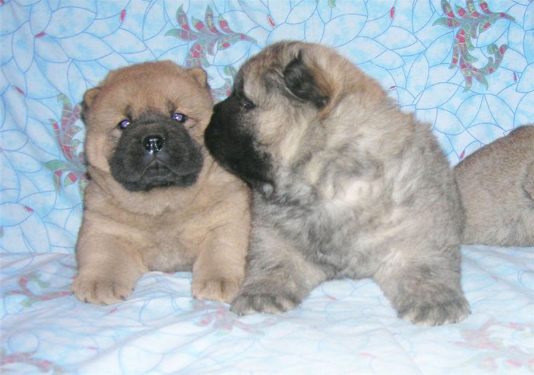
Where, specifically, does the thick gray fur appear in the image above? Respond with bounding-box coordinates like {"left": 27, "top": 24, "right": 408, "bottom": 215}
{"left": 207, "top": 41, "right": 470, "bottom": 326}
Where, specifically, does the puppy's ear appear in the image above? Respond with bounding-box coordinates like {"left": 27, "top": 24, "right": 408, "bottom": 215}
{"left": 283, "top": 51, "right": 331, "bottom": 111}
{"left": 81, "top": 87, "right": 101, "bottom": 122}
{"left": 188, "top": 67, "right": 208, "bottom": 88}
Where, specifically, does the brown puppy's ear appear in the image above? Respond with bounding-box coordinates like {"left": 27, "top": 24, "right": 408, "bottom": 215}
{"left": 83, "top": 87, "right": 101, "bottom": 107}
{"left": 81, "top": 87, "right": 101, "bottom": 122}
{"left": 188, "top": 67, "right": 208, "bottom": 88}
{"left": 283, "top": 51, "right": 333, "bottom": 116}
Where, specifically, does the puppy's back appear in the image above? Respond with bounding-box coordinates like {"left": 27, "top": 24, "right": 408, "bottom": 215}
{"left": 455, "top": 125, "right": 534, "bottom": 246}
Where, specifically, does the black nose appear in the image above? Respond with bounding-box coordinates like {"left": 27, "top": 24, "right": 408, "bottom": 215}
{"left": 143, "top": 135, "right": 164, "bottom": 154}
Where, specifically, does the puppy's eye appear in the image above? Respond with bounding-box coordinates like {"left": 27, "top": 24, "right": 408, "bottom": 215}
{"left": 118, "top": 119, "right": 130, "bottom": 129}
{"left": 242, "top": 99, "right": 255, "bottom": 110}
{"left": 172, "top": 113, "right": 187, "bottom": 123}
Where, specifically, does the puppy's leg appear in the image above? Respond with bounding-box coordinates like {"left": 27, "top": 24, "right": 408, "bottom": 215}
{"left": 373, "top": 246, "right": 470, "bottom": 326}
{"left": 72, "top": 233, "right": 147, "bottom": 305}
{"left": 191, "top": 223, "right": 249, "bottom": 304}
{"left": 230, "top": 225, "right": 327, "bottom": 315}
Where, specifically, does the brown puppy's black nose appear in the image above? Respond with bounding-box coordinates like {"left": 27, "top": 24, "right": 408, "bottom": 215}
{"left": 143, "top": 135, "right": 164, "bottom": 154}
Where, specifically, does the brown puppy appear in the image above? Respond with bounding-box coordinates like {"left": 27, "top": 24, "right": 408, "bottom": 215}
{"left": 455, "top": 125, "right": 534, "bottom": 246}
{"left": 72, "top": 61, "right": 250, "bottom": 305}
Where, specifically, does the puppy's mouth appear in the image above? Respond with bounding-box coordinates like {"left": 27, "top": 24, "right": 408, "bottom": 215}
{"left": 141, "top": 159, "right": 199, "bottom": 188}
{"left": 114, "top": 159, "right": 200, "bottom": 191}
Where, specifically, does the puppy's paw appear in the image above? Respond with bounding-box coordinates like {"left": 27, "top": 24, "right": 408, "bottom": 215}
{"left": 72, "top": 273, "right": 135, "bottom": 306}
{"left": 230, "top": 292, "right": 299, "bottom": 316}
{"left": 398, "top": 293, "right": 470, "bottom": 326}
{"left": 192, "top": 278, "right": 241, "bottom": 303}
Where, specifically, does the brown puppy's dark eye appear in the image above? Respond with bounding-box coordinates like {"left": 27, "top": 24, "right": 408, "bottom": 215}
{"left": 118, "top": 119, "right": 130, "bottom": 129}
{"left": 172, "top": 113, "right": 187, "bottom": 123}
{"left": 243, "top": 99, "right": 255, "bottom": 110}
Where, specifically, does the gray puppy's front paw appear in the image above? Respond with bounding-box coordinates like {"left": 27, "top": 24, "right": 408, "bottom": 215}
{"left": 230, "top": 292, "right": 300, "bottom": 316}
{"left": 398, "top": 292, "right": 470, "bottom": 326}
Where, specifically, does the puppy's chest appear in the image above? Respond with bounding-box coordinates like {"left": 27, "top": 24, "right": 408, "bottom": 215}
{"left": 266, "top": 202, "right": 375, "bottom": 276}
{"left": 138, "top": 211, "right": 205, "bottom": 272}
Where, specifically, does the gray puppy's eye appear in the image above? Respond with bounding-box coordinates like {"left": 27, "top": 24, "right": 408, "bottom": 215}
{"left": 172, "top": 112, "right": 187, "bottom": 123}
{"left": 243, "top": 99, "right": 255, "bottom": 110}
{"left": 118, "top": 119, "right": 130, "bottom": 129}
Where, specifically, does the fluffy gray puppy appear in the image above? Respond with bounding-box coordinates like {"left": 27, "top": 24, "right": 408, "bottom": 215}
{"left": 205, "top": 41, "right": 470, "bottom": 326}
{"left": 455, "top": 125, "right": 534, "bottom": 246}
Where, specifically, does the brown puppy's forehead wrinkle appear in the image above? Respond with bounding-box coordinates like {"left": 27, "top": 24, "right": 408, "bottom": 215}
{"left": 124, "top": 104, "right": 133, "bottom": 120}
{"left": 121, "top": 102, "right": 175, "bottom": 120}
{"left": 104, "top": 82, "right": 206, "bottom": 123}
{"left": 166, "top": 100, "right": 177, "bottom": 115}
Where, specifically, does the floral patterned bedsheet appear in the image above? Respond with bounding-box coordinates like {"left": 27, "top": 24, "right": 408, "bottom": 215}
{"left": 2, "top": 246, "right": 533, "bottom": 373}
{"left": 1, "top": 0, "right": 533, "bottom": 373}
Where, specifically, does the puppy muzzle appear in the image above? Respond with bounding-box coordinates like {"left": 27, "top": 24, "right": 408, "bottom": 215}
{"left": 109, "top": 115, "right": 204, "bottom": 191}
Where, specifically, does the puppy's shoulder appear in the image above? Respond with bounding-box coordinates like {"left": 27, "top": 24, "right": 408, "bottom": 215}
{"left": 508, "top": 124, "right": 534, "bottom": 139}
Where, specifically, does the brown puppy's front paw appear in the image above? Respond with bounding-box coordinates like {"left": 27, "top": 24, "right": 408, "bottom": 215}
{"left": 72, "top": 273, "right": 134, "bottom": 305}
{"left": 192, "top": 278, "right": 242, "bottom": 303}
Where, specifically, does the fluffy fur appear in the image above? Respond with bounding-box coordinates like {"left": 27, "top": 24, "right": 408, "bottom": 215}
{"left": 455, "top": 125, "right": 534, "bottom": 246}
{"left": 72, "top": 61, "right": 250, "bottom": 305}
{"left": 205, "top": 41, "right": 470, "bottom": 326}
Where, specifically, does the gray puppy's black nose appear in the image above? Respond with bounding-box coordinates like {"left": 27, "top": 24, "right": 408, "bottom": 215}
{"left": 143, "top": 135, "right": 164, "bottom": 154}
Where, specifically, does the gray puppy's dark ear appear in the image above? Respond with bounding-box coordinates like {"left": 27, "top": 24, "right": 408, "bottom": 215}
{"left": 80, "top": 87, "right": 101, "bottom": 123}
{"left": 283, "top": 51, "right": 330, "bottom": 109}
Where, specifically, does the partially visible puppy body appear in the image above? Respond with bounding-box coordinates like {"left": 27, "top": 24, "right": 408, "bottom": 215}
{"left": 455, "top": 125, "right": 534, "bottom": 246}
{"left": 72, "top": 61, "right": 250, "bottom": 305}
{"left": 205, "top": 41, "right": 470, "bottom": 326}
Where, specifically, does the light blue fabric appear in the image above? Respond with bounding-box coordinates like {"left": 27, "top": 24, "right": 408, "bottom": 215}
{"left": 2, "top": 246, "right": 533, "bottom": 373}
